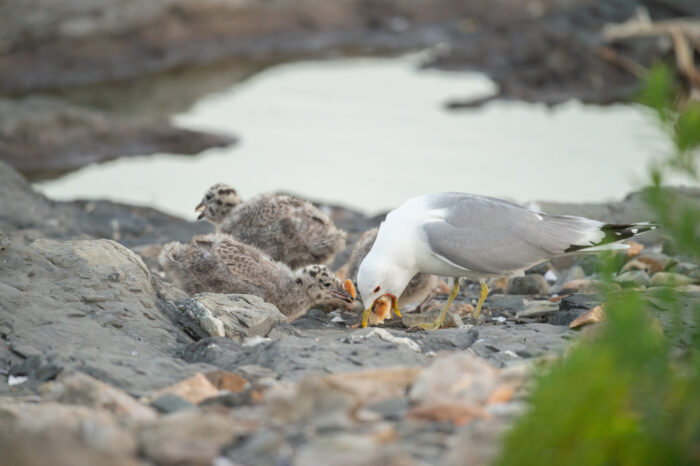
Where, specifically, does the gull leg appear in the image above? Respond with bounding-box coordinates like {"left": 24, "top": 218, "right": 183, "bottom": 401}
{"left": 416, "top": 278, "right": 460, "bottom": 330}
{"left": 473, "top": 280, "right": 489, "bottom": 319}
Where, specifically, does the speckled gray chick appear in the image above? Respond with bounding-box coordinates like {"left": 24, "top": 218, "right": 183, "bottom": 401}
{"left": 195, "top": 183, "right": 346, "bottom": 269}
{"left": 159, "top": 234, "right": 355, "bottom": 321}
{"left": 343, "top": 227, "right": 443, "bottom": 309}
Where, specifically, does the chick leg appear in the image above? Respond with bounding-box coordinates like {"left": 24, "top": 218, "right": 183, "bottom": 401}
{"left": 473, "top": 280, "right": 489, "bottom": 319}
{"left": 416, "top": 278, "right": 460, "bottom": 330}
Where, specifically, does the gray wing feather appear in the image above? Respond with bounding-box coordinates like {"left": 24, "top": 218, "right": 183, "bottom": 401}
{"left": 423, "top": 193, "right": 601, "bottom": 275}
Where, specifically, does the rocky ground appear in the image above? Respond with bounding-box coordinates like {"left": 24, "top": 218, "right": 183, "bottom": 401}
{"left": 2, "top": 159, "right": 700, "bottom": 465}
{"left": 2, "top": 0, "right": 698, "bottom": 178}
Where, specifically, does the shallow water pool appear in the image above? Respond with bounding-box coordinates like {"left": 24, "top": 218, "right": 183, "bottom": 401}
{"left": 37, "top": 55, "right": 674, "bottom": 218}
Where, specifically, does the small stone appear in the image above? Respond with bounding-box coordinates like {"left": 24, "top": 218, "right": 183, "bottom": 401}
{"left": 366, "top": 397, "right": 409, "bottom": 421}
{"left": 516, "top": 301, "right": 559, "bottom": 318}
{"left": 9, "top": 353, "right": 63, "bottom": 383}
{"left": 204, "top": 370, "right": 248, "bottom": 393}
{"left": 675, "top": 262, "right": 699, "bottom": 275}
{"left": 649, "top": 272, "right": 696, "bottom": 287}
{"left": 549, "top": 309, "right": 588, "bottom": 326}
{"left": 625, "top": 240, "right": 644, "bottom": 257}
{"left": 559, "top": 279, "right": 592, "bottom": 293}
{"left": 151, "top": 393, "right": 195, "bottom": 414}
{"left": 621, "top": 259, "right": 651, "bottom": 273}
{"left": 636, "top": 251, "right": 675, "bottom": 274}
{"left": 614, "top": 270, "right": 650, "bottom": 287}
{"left": 558, "top": 294, "right": 599, "bottom": 311}
{"left": 154, "top": 373, "right": 219, "bottom": 404}
{"left": 505, "top": 275, "right": 549, "bottom": 295}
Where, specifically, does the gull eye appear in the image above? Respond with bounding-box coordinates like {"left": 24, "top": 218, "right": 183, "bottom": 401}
{"left": 373, "top": 286, "right": 381, "bottom": 293}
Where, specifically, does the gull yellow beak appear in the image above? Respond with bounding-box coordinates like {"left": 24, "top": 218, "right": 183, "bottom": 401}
{"left": 362, "top": 294, "right": 401, "bottom": 328}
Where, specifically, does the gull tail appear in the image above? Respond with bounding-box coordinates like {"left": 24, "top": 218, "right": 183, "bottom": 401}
{"left": 563, "top": 222, "right": 658, "bottom": 253}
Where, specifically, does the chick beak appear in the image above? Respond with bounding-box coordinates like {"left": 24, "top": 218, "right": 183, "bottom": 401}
{"left": 330, "top": 289, "right": 354, "bottom": 304}
{"left": 195, "top": 202, "right": 206, "bottom": 220}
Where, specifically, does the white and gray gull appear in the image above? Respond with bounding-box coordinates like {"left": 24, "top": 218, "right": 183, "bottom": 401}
{"left": 357, "top": 192, "right": 656, "bottom": 329}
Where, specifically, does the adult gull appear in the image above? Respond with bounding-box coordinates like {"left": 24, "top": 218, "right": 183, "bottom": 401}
{"left": 357, "top": 192, "right": 655, "bottom": 329}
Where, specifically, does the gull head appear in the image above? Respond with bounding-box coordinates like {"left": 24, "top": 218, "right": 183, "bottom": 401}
{"left": 195, "top": 183, "right": 242, "bottom": 223}
{"left": 357, "top": 254, "right": 408, "bottom": 327}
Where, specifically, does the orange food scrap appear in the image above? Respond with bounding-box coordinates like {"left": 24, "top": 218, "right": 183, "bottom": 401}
{"left": 369, "top": 295, "right": 392, "bottom": 325}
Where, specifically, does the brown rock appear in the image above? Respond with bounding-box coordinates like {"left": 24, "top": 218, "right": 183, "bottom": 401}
{"left": 204, "top": 370, "right": 248, "bottom": 393}
{"left": 569, "top": 305, "right": 606, "bottom": 329}
{"left": 407, "top": 402, "right": 488, "bottom": 425}
{"left": 154, "top": 373, "right": 219, "bottom": 404}
{"left": 0, "top": 430, "right": 141, "bottom": 466}
{"left": 410, "top": 353, "right": 500, "bottom": 419}
{"left": 139, "top": 408, "right": 238, "bottom": 466}
{"left": 636, "top": 251, "right": 675, "bottom": 274}
{"left": 559, "top": 279, "right": 592, "bottom": 293}
{"left": 44, "top": 372, "right": 157, "bottom": 421}
{"left": 625, "top": 240, "right": 644, "bottom": 257}
{"left": 0, "top": 402, "right": 137, "bottom": 456}
{"left": 323, "top": 367, "right": 421, "bottom": 403}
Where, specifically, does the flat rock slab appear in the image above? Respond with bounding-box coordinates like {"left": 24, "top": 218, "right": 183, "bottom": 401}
{"left": 0, "top": 237, "right": 213, "bottom": 396}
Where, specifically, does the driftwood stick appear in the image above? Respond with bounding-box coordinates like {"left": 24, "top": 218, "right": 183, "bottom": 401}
{"left": 602, "top": 18, "right": 700, "bottom": 42}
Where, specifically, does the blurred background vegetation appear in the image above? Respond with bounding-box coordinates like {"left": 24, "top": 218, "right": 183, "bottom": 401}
{"left": 498, "top": 66, "right": 700, "bottom": 466}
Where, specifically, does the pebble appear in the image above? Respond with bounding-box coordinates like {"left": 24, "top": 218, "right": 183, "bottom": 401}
{"left": 636, "top": 251, "right": 675, "bottom": 274}
{"left": 151, "top": 393, "right": 195, "bottom": 414}
{"left": 614, "top": 270, "right": 650, "bottom": 287}
{"left": 649, "top": 272, "right": 696, "bottom": 287}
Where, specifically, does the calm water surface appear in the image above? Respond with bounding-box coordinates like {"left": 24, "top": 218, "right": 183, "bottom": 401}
{"left": 38, "top": 56, "right": 672, "bottom": 218}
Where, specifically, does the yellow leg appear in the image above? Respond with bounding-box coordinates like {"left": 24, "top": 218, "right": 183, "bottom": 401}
{"left": 473, "top": 281, "right": 489, "bottom": 319}
{"left": 393, "top": 298, "right": 402, "bottom": 318}
{"left": 416, "top": 278, "right": 460, "bottom": 330}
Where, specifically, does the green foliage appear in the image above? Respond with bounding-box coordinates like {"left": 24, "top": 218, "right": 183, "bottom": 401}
{"left": 496, "top": 68, "right": 700, "bottom": 466}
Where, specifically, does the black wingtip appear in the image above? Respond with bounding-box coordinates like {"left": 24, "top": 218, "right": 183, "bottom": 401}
{"left": 564, "top": 222, "right": 657, "bottom": 253}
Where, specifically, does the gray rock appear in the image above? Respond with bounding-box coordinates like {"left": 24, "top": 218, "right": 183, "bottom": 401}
{"left": 0, "top": 160, "right": 213, "bottom": 248}
{"left": 151, "top": 394, "right": 195, "bottom": 414}
{"left": 484, "top": 295, "right": 525, "bottom": 313}
{"left": 549, "top": 309, "right": 589, "bottom": 326}
{"left": 173, "top": 293, "right": 286, "bottom": 342}
{"left": 9, "top": 353, "right": 65, "bottom": 384}
{"left": 558, "top": 294, "right": 599, "bottom": 311}
{"left": 550, "top": 266, "right": 585, "bottom": 294}
{"left": 0, "top": 96, "right": 235, "bottom": 179}
{"left": 516, "top": 301, "right": 560, "bottom": 319}
{"left": 649, "top": 272, "right": 696, "bottom": 287}
{"left": 614, "top": 270, "right": 651, "bottom": 287}
{"left": 0, "top": 236, "right": 214, "bottom": 396}
{"left": 506, "top": 275, "right": 549, "bottom": 295}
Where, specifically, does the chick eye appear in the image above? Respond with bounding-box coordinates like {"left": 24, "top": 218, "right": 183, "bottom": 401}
{"left": 323, "top": 282, "right": 331, "bottom": 287}
{"left": 373, "top": 286, "right": 381, "bottom": 293}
